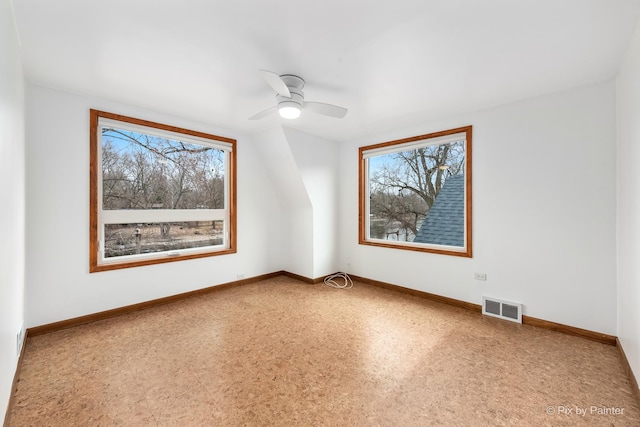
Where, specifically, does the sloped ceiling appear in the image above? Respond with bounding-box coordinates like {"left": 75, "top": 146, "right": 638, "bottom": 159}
{"left": 11, "top": 0, "right": 640, "bottom": 141}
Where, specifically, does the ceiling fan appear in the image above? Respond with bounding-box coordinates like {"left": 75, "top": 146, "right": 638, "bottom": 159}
{"left": 249, "top": 70, "right": 348, "bottom": 120}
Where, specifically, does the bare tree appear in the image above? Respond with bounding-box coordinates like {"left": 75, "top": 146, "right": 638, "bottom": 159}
{"left": 369, "top": 141, "right": 464, "bottom": 239}
{"left": 101, "top": 127, "right": 226, "bottom": 239}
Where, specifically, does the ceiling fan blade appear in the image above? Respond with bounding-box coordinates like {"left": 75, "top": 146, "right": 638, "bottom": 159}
{"left": 248, "top": 106, "right": 277, "bottom": 120}
{"left": 259, "top": 70, "right": 291, "bottom": 98}
{"left": 304, "top": 101, "right": 348, "bottom": 119}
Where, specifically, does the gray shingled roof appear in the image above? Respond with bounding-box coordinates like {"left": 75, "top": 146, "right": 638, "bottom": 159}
{"left": 413, "top": 174, "right": 465, "bottom": 246}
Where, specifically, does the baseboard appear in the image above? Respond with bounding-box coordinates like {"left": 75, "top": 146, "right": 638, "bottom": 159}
{"left": 3, "top": 331, "right": 27, "bottom": 427}
{"left": 281, "top": 271, "right": 325, "bottom": 284}
{"left": 349, "top": 274, "right": 617, "bottom": 346}
{"left": 28, "top": 270, "right": 335, "bottom": 337}
{"left": 350, "top": 274, "right": 482, "bottom": 313}
{"left": 617, "top": 338, "right": 640, "bottom": 403}
{"left": 521, "top": 315, "right": 616, "bottom": 346}
{"left": 27, "top": 271, "right": 282, "bottom": 337}
{"left": 26, "top": 270, "right": 620, "bottom": 346}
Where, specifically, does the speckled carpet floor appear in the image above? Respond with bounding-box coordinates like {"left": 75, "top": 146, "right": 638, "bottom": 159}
{"left": 7, "top": 275, "right": 640, "bottom": 426}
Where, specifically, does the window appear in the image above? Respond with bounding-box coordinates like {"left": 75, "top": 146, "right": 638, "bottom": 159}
{"left": 359, "top": 126, "right": 472, "bottom": 257}
{"left": 90, "top": 110, "right": 236, "bottom": 272}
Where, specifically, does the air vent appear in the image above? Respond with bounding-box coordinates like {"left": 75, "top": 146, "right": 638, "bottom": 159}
{"left": 482, "top": 297, "right": 522, "bottom": 323}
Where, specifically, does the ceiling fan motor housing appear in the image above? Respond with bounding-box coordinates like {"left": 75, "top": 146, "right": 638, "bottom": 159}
{"left": 280, "top": 74, "right": 305, "bottom": 90}
{"left": 277, "top": 88, "right": 304, "bottom": 109}
{"left": 277, "top": 74, "right": 305, "bottom": 109}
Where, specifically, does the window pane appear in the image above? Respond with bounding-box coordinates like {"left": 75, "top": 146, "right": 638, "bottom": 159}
{"left": 104, "top": 221, "right": 224, "bottom": 258}
{"left": 368, "top": 140, "right": 465, "bottom": 246}
{"left": 91, "top": 109, "right": 237, "bottom": 272}
{"left": 360, "top": 126, "right": 471, "bottom": 257}
{"left": 101, "top": 127, "right": 226, "bottom": 210}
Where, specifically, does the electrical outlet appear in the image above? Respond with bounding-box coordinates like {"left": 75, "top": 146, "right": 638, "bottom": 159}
{"left": 474, "top": 273, "right": 487, "bottom": 281}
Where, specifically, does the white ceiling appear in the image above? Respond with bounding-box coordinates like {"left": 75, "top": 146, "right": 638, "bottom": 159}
{"left": 11, "top": 0, "right": 640, "bottom": 142}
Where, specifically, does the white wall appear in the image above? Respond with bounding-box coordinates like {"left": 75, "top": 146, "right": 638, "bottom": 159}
{"left": 285, "top": 207, "right": 314, "bottom": 277}
{"left": 248, "top": 126, "right": 340, "bottom": 279}
{"left": 0, "top": 0, "right": 25, "bottom": 421}
{"left": 250, "top": 126, "right": 314, "bottom": 278}
{"left": 285, "top": 128, "right": 339, "bottom": 278}
{"left": 617, "top": 20, "right": 640, "bottom": 388}
{"left": 339, "top": 81, "right": 617, "bottom": 335}
{"left": 25, "top": 85, "right": 285, "bottom": 327}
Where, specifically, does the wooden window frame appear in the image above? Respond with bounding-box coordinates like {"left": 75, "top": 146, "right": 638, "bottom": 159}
{"left": 358, "top": 125, "right": 472, "bottom": 257}
{"left": 89, "top": 109, "right": 237, "bottom": 272}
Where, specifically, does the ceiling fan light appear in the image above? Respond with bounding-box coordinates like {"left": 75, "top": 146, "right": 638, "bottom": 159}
{"left": 279, "top": 103, "right": 301, "bottom": 119}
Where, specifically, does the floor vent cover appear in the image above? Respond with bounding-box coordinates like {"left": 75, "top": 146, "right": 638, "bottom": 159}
{"left": 482, "top": 297, "right": 522, "bottom": 323}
